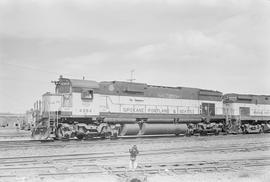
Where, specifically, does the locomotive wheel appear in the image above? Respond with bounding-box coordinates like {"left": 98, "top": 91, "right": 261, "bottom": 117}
{"left": 76, "top": 133, "right": 85, "bottom": 140}
{"left": 186, "top": 130, "right": 193, "bottom": 137}
{"left": 111, "top": 132, "right": 118, "bottom": 140}
{"left": 55, "top": 125, "right": 72, "bottom": 140}
{"left": 55, "top": 126, "right": 64, "bottom": 139}
{"left": 76, "top": 126, "right": 87, "bottom": 140}
{"left": 200, "top": 131, "right": 207, "bottom": 136}
{"left": 100, "top": 132, "right": 110, "bottom": 139}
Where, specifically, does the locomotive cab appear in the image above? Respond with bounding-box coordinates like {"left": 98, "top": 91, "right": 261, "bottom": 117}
{"left": 32, "top": 76, "right": 103, "bottom": 140}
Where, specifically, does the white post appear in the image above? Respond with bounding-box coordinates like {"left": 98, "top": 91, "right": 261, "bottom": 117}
{"left": 56, "top": 108, "right": 58, "bottom": 128}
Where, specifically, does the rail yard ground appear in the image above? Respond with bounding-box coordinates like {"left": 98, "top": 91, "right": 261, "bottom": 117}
{"left": 0, "top": 128, "right": 270, "bottom": 182}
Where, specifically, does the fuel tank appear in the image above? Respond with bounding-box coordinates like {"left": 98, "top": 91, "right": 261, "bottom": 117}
{"left": 140, "top": 123, "right": 188, "bottom": 135}
{"left": 119, "top": 124, "right": 140, "bottom": 136}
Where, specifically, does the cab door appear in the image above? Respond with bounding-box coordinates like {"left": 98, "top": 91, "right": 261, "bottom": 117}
{"left": 239, "top": 107, "right": 250, "bottom": 116}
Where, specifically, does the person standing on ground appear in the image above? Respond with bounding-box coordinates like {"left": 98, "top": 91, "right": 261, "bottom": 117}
{"left": 129, "top": 145, "right": 139, "bottom": 171}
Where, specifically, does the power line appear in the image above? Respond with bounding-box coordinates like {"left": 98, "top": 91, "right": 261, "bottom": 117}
{"left": 1, "top": 61, "right": 74, "bottom": 77}
{"left": 1, "top": 61, "right": 59, "bottom": 75}
{"left": 0, "top": 76, "right": 51, "bottom": 84}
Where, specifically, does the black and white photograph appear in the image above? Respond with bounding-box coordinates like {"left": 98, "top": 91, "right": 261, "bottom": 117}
{"left": 0, "top": 0, "right": 269, "bottom": 181}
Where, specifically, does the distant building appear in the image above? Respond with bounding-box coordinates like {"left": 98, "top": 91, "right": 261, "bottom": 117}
{"left": 24, "top": 109, "right": 35, "bottom": 129}
{"left": 0, "top": 113, "right": 24, "bottom": 128}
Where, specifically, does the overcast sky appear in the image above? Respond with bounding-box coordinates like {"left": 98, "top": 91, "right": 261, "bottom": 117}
{"left": 0, "top": 0, "right": 269, "bottom": 113}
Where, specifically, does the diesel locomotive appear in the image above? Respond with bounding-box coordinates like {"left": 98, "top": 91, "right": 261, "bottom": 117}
{"left": 31, "top": 76, "right": 270, "bottom": 139}
{"left": 223, "top": 94, "right": 270, "bottom": 134}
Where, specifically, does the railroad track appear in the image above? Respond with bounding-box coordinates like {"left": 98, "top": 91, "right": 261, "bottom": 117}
{"left": 0, "top": 133, "right": 269, "bottom": 149}
{"left": 0, "top": 132, "right": 269, "bottom": 142}
{"left": 108, "top": 157, "right": 270, "bottom": 176}
{"left": 1, "top": 156, "right": 269, "bottom": 178}
{"left": 0, "top": 142, "right": 269, "bottom": 174}
{"left": 0, "top": 134, "right": 269, "bottom": 180}
{"left": 0, "top": 140, "right": 269, "bottom": 161}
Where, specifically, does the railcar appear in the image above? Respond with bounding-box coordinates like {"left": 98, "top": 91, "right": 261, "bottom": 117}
{"left": 32, "top": 76, "right": 226, "bottom": 139}
{"left": 223, "top": 94, "right": 270, "bottom": 134}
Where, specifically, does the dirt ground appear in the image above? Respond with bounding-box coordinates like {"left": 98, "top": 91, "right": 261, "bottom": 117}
{"left": 0, "top": 127, "right": 31, "bottom": 141}
{"left": 0, "top": 128, "right": 270, "bottom": 182}
{"left": 8, "top": 168, "right": 270, "bottom": 182}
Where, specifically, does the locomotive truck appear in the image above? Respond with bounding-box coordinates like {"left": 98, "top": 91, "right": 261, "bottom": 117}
{"left": 32, "top": 76, "right": 226, "bottom": 139}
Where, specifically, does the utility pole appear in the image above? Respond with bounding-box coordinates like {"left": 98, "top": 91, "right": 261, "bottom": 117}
{"left": 127, "top": 69, "right": 136, "bottom": 82}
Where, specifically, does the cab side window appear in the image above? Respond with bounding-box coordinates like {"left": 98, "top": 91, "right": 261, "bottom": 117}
{"left": 81, "top": 90, "right": 93, "bottom": 100}
{"left": 201, "top": 103, "right": 215, "bottom": 116}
